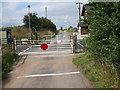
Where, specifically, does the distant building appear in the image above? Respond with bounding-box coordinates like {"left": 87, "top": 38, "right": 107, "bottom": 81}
{"left": 80, "top": 4, "right": 89, "bottom": 35}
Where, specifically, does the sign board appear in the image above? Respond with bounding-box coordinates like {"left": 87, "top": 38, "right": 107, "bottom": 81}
{"left": 0, "top": 30, "right": 7, "bottom": 44}
{"left": 0, "top": 29, "right": 12, "bottom": 44}
{"left": 40, "top": 43, "right": 48, "bottom": 50}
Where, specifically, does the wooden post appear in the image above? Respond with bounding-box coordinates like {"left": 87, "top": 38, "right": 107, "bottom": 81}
{"left": 73, "top": 34, "right": 77, "bottom": 53}
{"left": 14, "top": 38, "right": 17, "bottom": 53}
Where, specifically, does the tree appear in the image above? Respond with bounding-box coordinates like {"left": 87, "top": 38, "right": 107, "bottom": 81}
{"left": 23, "top": 13, "right": 57, "bottom": 32}
{"left": 39, "top": 17, "right": 57, "bottom": 32}
{"left": 23, "top": 13, "right": 41, "bottom": 31}
{"left": 60, "top": 26, "right": 63, "bottom": 30}
{"left": 87, "top": 2, "right": 120, "bottom": 63}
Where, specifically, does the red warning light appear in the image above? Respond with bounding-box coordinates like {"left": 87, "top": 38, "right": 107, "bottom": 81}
{"left": 43, "top": 36, "right": 46, "bottom": 39}
{"left": 40, "top": 43, "right": 48, "bottom": 50}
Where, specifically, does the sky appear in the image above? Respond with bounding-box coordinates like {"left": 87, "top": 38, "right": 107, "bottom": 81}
{"left": 1, "top": 0, "right": 88, "bottom": 29}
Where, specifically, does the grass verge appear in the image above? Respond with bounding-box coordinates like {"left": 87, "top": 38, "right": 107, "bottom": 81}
{"left": 72, "top": 53, "right": 119, "bottom": 88}
{"left": 66, "top": 30, "right": 75, "bottom": 32}
{"left": 2, "top": 52, "right": 19, "bottom": 79}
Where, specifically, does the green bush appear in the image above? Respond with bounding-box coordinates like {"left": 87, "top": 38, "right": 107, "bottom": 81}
{"left": 73, "top": 53, "right": 118, "bottom": 88}
{"left": 73, "top": 2, "right": 120, "bottom": 88}
{"left": 2, "top": 52, "right": 19, "bottom": 79}
{"left": 87, "top": 2, "right": 120, "bottom": 63}
{"left": 53, "top": 30, "right": 59, "bottom": 35}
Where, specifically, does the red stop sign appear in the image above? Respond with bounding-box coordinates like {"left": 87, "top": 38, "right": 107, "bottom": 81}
{"left": 40, "top": 43, "right": 48, "bottom": 50}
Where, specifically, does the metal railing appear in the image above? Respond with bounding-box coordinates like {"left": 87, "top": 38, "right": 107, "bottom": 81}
{"left": 15, "top": 39, "right": 52, "bottom": 45}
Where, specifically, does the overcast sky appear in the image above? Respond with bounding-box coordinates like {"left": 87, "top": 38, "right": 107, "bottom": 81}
{"left": 1, "top": 0, "right": 88, "bottom": 29}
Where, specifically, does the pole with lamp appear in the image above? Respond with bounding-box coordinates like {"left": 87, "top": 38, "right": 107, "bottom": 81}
{"left": 27, "top": 5, "right": 31, "bottom": 40}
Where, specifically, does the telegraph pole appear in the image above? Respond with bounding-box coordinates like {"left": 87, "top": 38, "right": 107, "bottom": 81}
{"left": 73, "top": 2, "right": 83, "bottom": 53}
{"left": 76, "top": 2, "right": 83, "bottom": 22}
{"left": 76, "top": 2, "right": 83, "bottom": 35}
{"left": 27, "top": 5, "right": 31, "bottom": 40}
{"left": 45, "top": 7, "right": 47, "bottom": 18}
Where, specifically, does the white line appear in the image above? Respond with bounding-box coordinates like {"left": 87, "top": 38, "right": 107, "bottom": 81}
{"left": 17, "top": 71, "right": 80, "bottom": 78}
{"left": 18, "top": 46, "right": 32, "bottom": 55}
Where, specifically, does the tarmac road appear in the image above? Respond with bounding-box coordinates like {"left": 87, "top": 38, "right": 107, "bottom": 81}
{"left": 3, "top": 32, "right": 91, "bottom": 88}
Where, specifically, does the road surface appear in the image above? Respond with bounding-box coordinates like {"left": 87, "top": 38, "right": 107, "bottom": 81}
{"left": 3, "top": 32, "right": 91, "bottom": 88}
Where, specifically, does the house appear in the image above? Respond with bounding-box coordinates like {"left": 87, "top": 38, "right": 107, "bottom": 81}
{"left": 81, "top": 4, "right": 89, "bottom": 19}
{"left": 80, "top": 4, "right": 89, "bottom": 35}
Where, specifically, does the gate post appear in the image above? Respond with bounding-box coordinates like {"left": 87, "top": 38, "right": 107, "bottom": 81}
{"left": 73, "top": 34, "right": 77, "bottom": 53}
{"left": 12, "top": 41, "right": 15, "bottom": 52}
{"left": 14, "top": 38, "right": 17, "bottom": 53}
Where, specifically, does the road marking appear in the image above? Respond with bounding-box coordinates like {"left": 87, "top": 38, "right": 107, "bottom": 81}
{"left": 18, "top": 46, "right": 32, "bottom": 55}
{"left": 17, "top": 71, "right": 80, "bottom": 78}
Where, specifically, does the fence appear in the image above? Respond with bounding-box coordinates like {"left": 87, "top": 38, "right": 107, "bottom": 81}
{"left": 15, "top": 40, "right": 52, "bottom": 45}
{"left": 73, "top": 35, "right": 85, "bottom": 53}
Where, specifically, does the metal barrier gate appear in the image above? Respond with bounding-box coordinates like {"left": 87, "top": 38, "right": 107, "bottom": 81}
{"left": 15, "top": 34, "right": 73, "bottom": 55}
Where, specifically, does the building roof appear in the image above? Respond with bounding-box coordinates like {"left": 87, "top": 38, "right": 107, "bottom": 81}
{"left": 81, "top": 4, "right": 89, "bottom": 16}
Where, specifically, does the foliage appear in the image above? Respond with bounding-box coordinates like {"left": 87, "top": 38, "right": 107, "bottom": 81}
{"left": 23, "top": 13, "right": 57, "bottom": 32}
{"left": 39, "top": 17, "right": 57, "bottom": 32}
{"left": 2, "top": 52, "right": 19, "bottom": 79}
{"left": 23, "top": 13, "right": 40, "bottom": 30}
{"left": 67, "top": 26, "right": 78, "bottom": 32}
{"left": 37, "top": 29, "right": 53, "bottom": 35}
{"left": 54, "top": 30, "right": 59, "bottom": 35}
{"left": 60, "top": 26, "right": 63, "bottom": 30}
{"left": 72, "top": 53, "right": 90, "bottom": 66}
{"left": 73, "top": 2, "right": 120, "bottom": 88}
{"left": 87, "top": 2, "right": 120, "bottom": 63}
{"left": 73, "top": 53, "right": 119, "bottom": 88}
{"left": 12, "top": 27, "right": 29, "bottom": 38}
{"left": 67, "top": 30, "right": 75, "bottom": 32}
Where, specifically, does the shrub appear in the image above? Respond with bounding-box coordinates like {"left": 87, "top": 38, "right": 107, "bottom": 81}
{"left": 87, "top": 2, "right": 120, "bottom": 63}
{"left": 2, "top": 52, "right": 19, "bottom": 79}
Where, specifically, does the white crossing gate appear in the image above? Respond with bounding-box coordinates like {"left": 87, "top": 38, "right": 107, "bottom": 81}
{"left": 14, "top": 34, "right": 73, "bottom": 55}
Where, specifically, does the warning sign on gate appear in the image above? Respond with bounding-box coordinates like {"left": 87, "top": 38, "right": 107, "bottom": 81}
{"left": 40, "top": 43, "right": 48, "bottom": 50}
